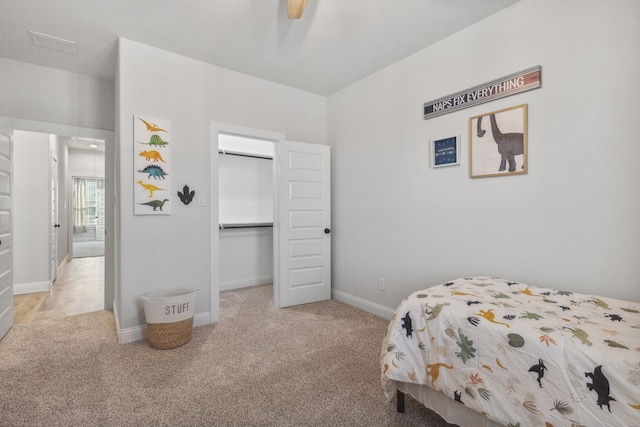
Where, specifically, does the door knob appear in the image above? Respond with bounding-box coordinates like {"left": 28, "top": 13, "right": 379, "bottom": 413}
{"left": 324, "top": 228, "right": 331, "bottom": 234}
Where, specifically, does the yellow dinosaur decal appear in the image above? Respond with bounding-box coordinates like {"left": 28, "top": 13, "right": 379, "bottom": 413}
{"left": 478, "top": 309, "right": 511, "bottom": 328}
{"left": 519, "top": 287, "right": 542, "bottom": 297}
{"left": 137, "top": 180, "right": 167, "bottom": 198}
{"left": 426, "top": 362, "right": 453, "bottom": 386}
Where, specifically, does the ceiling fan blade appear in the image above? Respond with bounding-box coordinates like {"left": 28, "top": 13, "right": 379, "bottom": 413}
{"left": 287, "top": 0, "right": 308, "bottom": 20}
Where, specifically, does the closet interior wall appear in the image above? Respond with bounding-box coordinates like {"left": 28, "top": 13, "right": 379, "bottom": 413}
{"left": 218, "top": 135, "right": 274, "bottom": 291}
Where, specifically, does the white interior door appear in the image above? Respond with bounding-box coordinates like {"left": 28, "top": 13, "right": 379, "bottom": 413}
{"left": 0, "top": 121, "right": 13, "bottom": 339}
{"left": 275, "top": 141, "right": 331, "bottom": 308}
{"left": 50, "top": 155, "right": 58, "bottom": 282}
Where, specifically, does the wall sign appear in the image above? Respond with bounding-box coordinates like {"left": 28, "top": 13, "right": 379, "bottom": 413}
{"left": 423, "top": 66, "right": 541, "bottom": 120}
{"left": 431, "top": 136, "right": 460, "bottom": 168}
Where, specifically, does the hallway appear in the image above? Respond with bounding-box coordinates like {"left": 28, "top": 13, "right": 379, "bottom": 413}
{"left": 13, "top": 257, "right": 104, "bottom": 324}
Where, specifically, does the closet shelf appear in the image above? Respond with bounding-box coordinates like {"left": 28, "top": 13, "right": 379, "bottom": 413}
{"left": 219, "top": 222, "right": 273, "bottom": 230}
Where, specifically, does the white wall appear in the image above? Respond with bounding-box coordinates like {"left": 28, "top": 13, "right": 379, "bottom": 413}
{"left": 0, "top": 58, "right": 115, "bottom": 131}
{"left": 14, "top": 131, "right": 50, "bottom": 290}
{"left": 117, "top": 38, "right": 327, "bottom": 332}
{"left": 328, "top": 0, "right": 640, "bottom": 314}
{"left": 219, "top": 154, "right": 273, "bottom": 224}
{"left": 69, "top": 148, "right": 106, "bottom": 178}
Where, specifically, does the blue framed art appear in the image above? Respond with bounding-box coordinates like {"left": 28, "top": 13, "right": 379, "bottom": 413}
{"left": 431, "top": 135, "right": 460, "bottom": 168}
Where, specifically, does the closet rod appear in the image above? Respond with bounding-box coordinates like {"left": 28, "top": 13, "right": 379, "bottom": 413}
{"left": 218, "top": 149, "right": 273, "bottom": 160}
{"left": 219, "top": 222, "right": 273, "bottom": 230}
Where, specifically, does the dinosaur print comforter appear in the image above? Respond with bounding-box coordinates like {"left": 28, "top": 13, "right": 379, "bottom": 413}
{"left": 380, "top": 277, "right": 640, "bottom": 427}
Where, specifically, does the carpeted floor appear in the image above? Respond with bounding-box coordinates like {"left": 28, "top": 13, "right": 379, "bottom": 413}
{"left": 73, "top": 240, "right": 105, "bottom": 258}
{"left": 0, "top": 285, "right": 456, "bottom": 426}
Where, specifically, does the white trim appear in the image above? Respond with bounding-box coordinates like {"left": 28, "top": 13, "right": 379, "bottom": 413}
{"left": 220, "top": 275, "right": 273, "bottom": 292}
{"left": 116, "top": 311, "right": 211, "bottom": 345}
{"left": 13, "top": 280, "right": 51, "bottom": 295}
{"left": 331, "top": 289, "right": 396, "bottom": 320}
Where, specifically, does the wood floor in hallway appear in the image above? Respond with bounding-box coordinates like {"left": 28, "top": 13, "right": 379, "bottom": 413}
{"left": 13, "top": 257, "right": 104, "bottom": 324}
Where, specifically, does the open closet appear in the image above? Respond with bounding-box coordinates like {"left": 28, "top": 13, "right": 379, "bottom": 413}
{"left": 218, "top": 133, "right": 274, "bottom": 291}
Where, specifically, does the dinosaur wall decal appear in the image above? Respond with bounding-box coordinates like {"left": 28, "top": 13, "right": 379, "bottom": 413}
{"left": 138, "top": 198, "right": 169, "bottom": 211}
{"left": 137, "top": 180, "right": 167, "bottom": 198}
{"left": 477, "top": 113, "right": 524, "bottom": 172}
{"left": 138, "top": 117, "right": 167, "bottom": 133}
{"left": 139, "top": 150, "right": 167, "bottom": 163}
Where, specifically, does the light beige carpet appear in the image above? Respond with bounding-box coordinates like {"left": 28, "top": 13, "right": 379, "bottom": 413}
{"left": 0, "top": 284, "right": 455, "bottom": 426}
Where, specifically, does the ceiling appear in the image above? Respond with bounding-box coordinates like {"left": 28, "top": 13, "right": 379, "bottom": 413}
{"left": 0, "top": 0, "right": 519, "bottom": 96}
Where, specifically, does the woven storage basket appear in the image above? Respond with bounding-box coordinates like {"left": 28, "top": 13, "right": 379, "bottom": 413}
{"left": 146, "top": 317, "right": 194, "bottom": 350}
{"left": 141, "top": 288, "right": 198, "bottom": 350}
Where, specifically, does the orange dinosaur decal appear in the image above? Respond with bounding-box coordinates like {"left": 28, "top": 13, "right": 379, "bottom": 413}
{"left": 139, "top": 150, "right": 167, "bottom": 163}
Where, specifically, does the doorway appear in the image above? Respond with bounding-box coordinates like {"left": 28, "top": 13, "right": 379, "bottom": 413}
{"left": 210, "top": 122, "right": 332, "bottom": 324}
{"left": 218, "top": 133, "right": 275, "bottom": 296}
{"left": 72, "top": 176, "right": 105, "bottom": 258}
{"left": 12, "top": 131, "right": 107, "bottom": 324}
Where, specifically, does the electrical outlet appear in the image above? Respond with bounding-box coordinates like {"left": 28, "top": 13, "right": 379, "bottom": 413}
{"left": 378, "top": 278, "right": 385, "bottom": 291}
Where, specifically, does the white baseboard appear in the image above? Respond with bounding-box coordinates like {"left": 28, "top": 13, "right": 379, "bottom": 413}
{"left": 116, "top": 311, "right": 212, "bottom": 345}
{"left": 332, "top": 289, "right": 396, "bottom": 320}
{"left": 13, "top": 280, "right": 51, "bottom": 295}
{"left": 220, "top": 275, "right": 272, "bottom": 292}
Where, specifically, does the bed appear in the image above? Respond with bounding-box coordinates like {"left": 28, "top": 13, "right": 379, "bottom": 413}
{"left": 380, "top": 277, "right": 640, "bottom": 427}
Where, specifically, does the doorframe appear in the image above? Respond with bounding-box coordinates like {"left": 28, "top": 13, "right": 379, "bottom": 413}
{"left": 209, "top": 122, "right": 284, "bottom": 324}
{"left": 4, "top": 117, "right": 115, "bottom": 311}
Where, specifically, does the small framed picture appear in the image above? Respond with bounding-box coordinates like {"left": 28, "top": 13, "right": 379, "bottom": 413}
{"left": 431, "top": 135, "right": 461, "bottom": 168}
{"left": 469, "top": 104, "right": 527, "bottom": 178}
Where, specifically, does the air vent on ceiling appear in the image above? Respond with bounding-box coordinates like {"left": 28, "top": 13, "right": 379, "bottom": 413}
{"left": 30, "top": 30, "right": 77, "bottom": 54}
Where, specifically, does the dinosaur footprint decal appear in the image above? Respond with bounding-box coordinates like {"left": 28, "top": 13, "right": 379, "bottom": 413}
{"left": 177, "top": 185, "right": 195, "bottom": 205}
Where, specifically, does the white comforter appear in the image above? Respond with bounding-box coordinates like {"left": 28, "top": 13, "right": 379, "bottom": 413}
{"left": 381, "top": 277, "right": 640, "bottom": 427}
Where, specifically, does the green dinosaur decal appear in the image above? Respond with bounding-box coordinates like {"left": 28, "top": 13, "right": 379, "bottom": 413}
{"left": 138, "top": 198, "right": 169, "bottom": 211}
{"left": 455, "top": 328, "right": 476, "bottom": 364}
{"left": 139, "top": 134, "right": 169, "bottom": 147}
{"left": 587, "top": 297, "right": 610, "bottom": 309}
{"left": 493, "top": 292, "right": 510, "bottom": 299}
{"left": 520, "top": 311, "right": 544, "bottom": 320}
{"left": 555, "top": 290, "right": 573, "bottom": 296}
{"left": 424, "top": 302, "right": 450, "bottom": 321}
{"left": 562, "top": 327, "right": 592, "bottom": 346}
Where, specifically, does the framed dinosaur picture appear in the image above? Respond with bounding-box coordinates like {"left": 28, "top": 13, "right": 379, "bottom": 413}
{"left": 469, "top": 104, "right": 528, "bottom": 178}
{"left": 133, "top": 115, "right": 172, "bottom": 215}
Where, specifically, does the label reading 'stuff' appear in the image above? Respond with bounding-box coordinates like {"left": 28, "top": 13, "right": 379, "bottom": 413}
{"left": 165, "top": 302, "right": 190, "bottom": 315}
